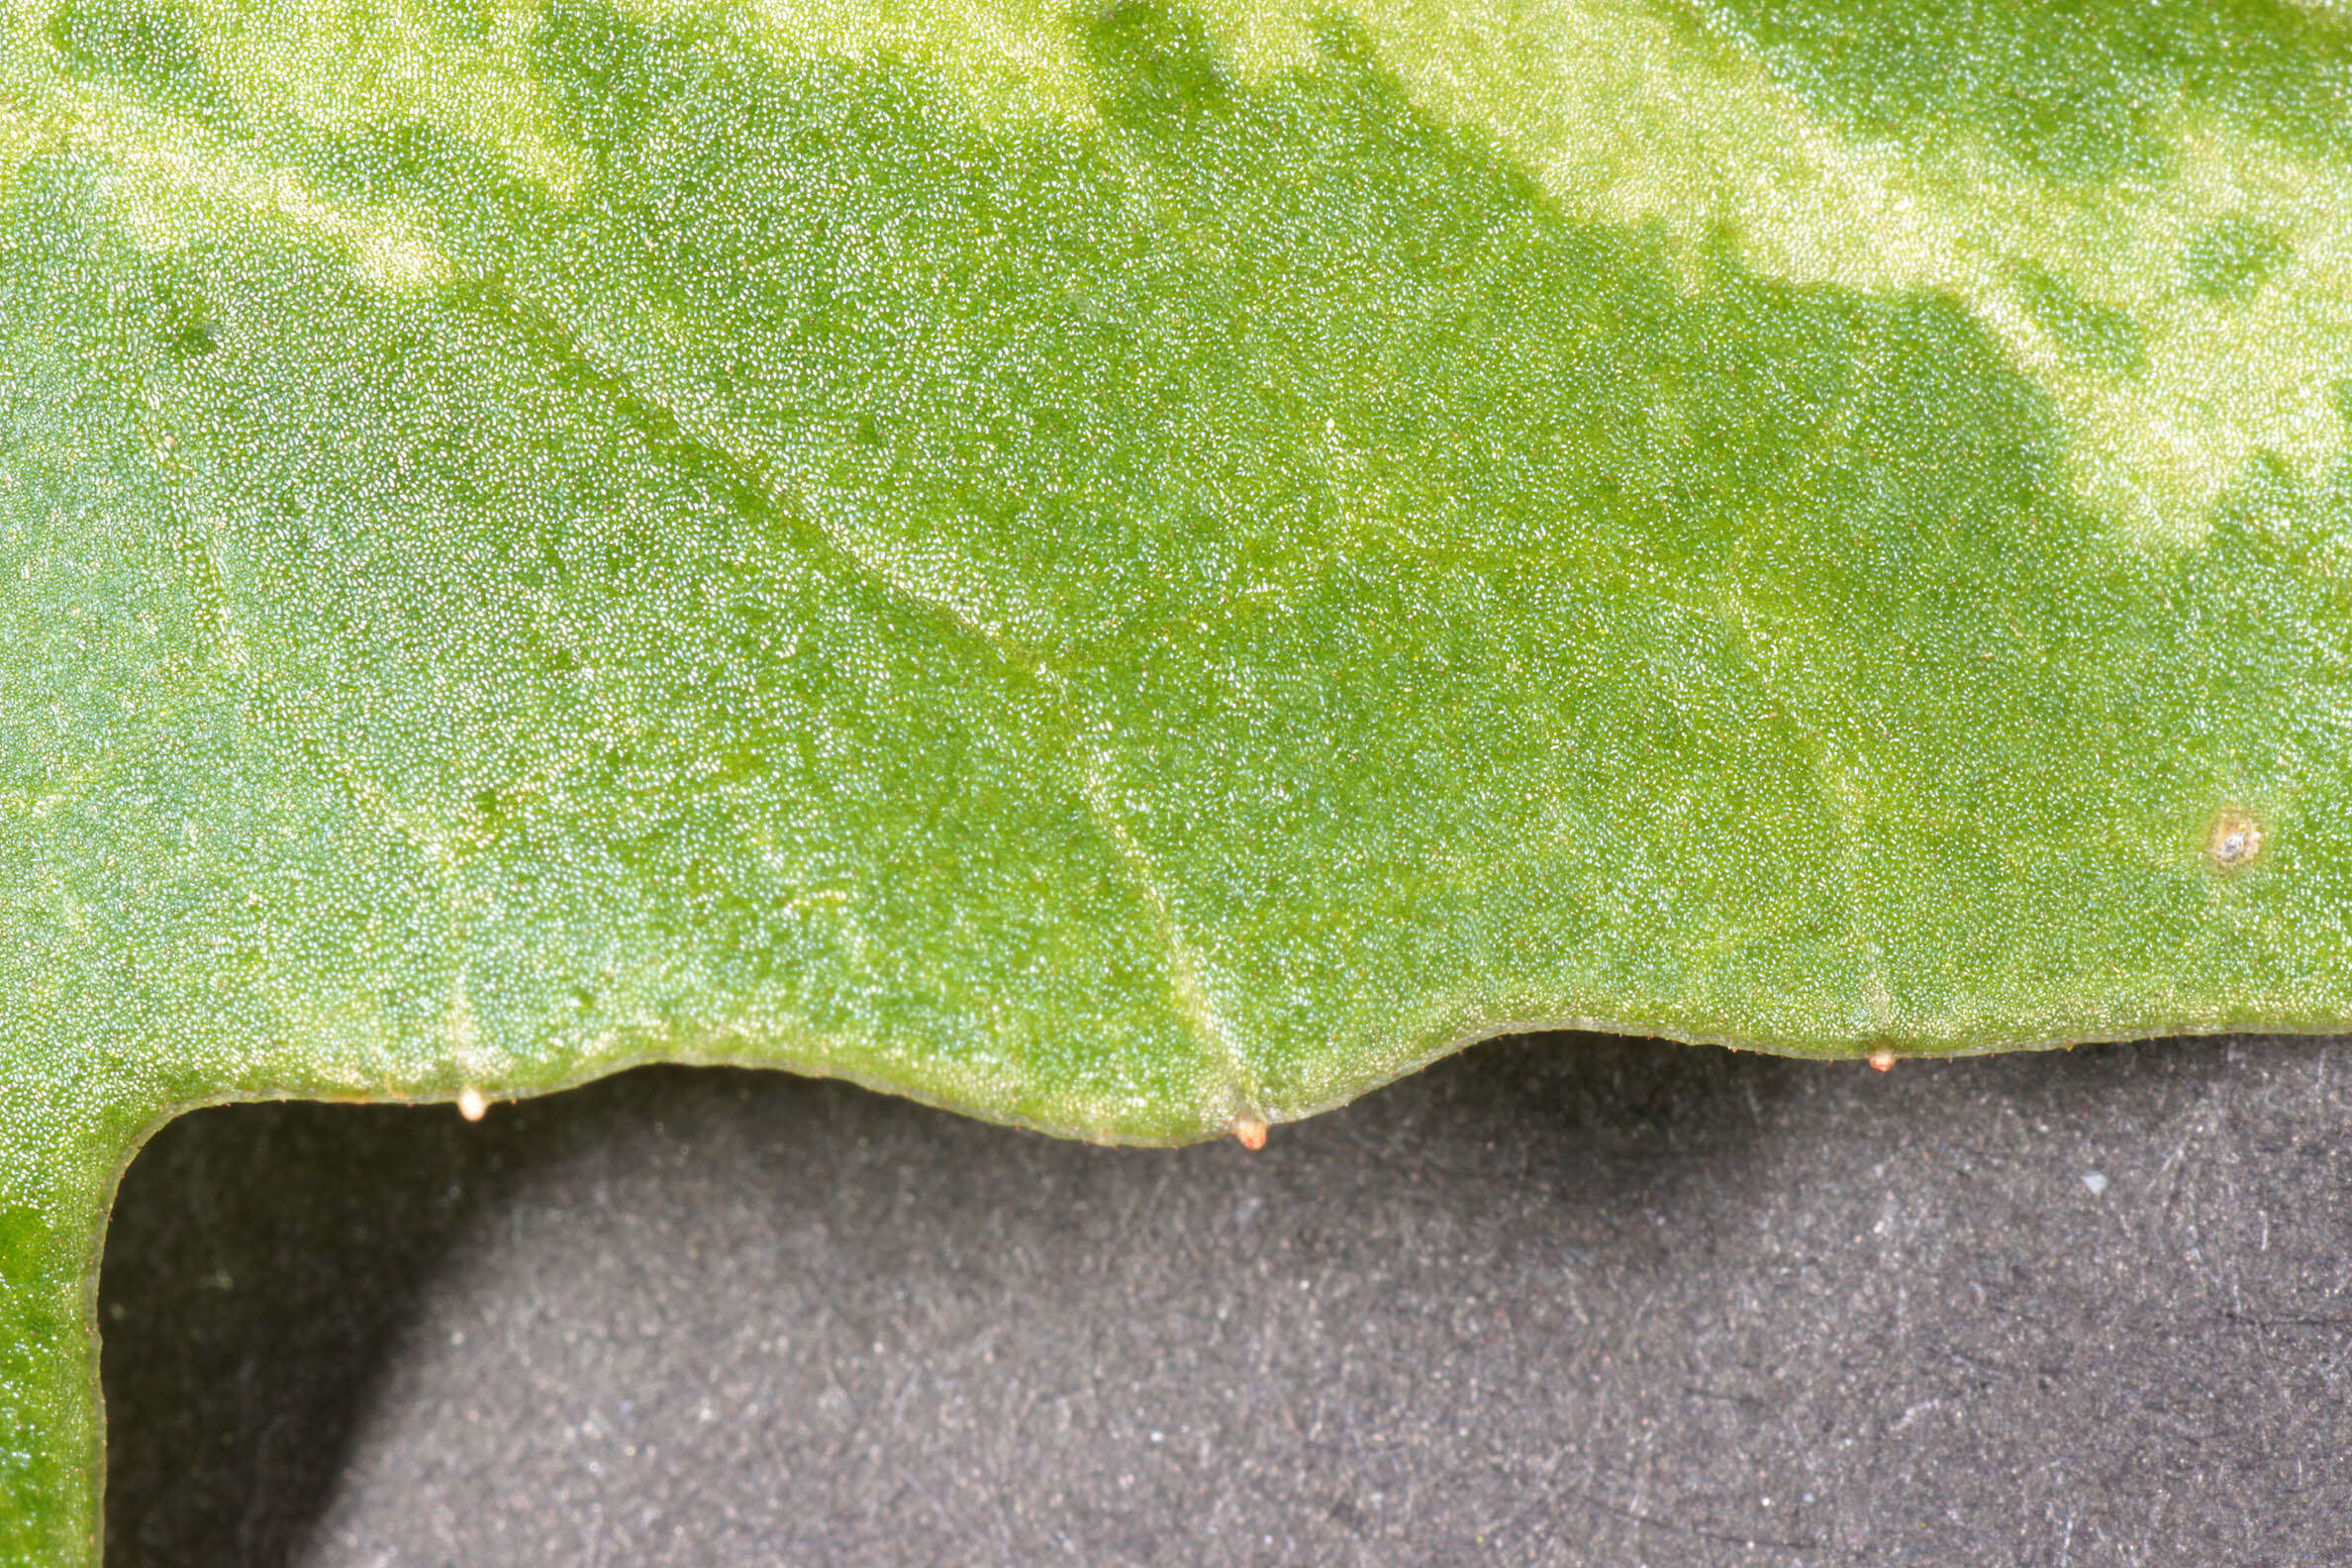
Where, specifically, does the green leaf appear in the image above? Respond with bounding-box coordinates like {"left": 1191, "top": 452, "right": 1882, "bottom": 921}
{"left": 8, "top": 0, "right": 2352, "bottom": 1552}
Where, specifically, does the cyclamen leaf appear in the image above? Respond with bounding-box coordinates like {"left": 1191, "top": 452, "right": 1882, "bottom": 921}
{"left": 7, "top": 0, "right": 2352, "bottom": 1553}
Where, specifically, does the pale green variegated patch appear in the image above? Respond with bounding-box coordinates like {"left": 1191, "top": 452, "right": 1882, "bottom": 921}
{"left": 41, "top": 81, "right": 454, "bottom": 284}
{"left": 7, "top": 1, "right": 2352, "bottom": 1559}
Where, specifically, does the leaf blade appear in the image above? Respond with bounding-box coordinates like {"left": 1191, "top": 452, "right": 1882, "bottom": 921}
{"left": 7, "top": 0, "right": 2352, "bottom": 1552}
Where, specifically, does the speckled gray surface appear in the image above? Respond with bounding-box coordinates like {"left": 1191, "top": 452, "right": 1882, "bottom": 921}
{"left": 101, "top": 1031, "right": 2352, "bottom": 1566}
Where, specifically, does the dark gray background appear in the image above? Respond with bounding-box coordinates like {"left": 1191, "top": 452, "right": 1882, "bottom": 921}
{"left": 100, "top": 1030, "right": 2352, "bottom": 1565}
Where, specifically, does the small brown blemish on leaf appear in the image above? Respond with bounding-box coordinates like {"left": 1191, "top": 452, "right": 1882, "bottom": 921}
{"left": 1867, "top": 1048, "right": 1897, "bottom": 1073}
{"left": 2206, "top": 809, "right": 2265, "bottom": 870}
{"left": 1231, "top": 1115, "right": 1268, "bottom": 1150}
{"left": 456, "top": 1087, "right": 488, "bottom": 1122}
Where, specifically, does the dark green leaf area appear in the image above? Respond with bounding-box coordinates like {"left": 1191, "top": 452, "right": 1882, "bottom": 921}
{"left": 43, "top": 0, "right": 233, "bottom": 120}
{"left": 2180, "top": 217, "right": 2295, "bottom": 303}
{"left": 15, "top": 217, "right": 1199, "bottom": 1138}
{"left": 2005, "top": 258, "right": 2148, "bottom": 375}
{"left": 21, "top": 4, "right": 2352, "bottom": 1139}
{"left": 1695, "top": 0, "right": 2352, "bottom": 180}
{"left": 500, "top": 8, "right": 2343, "bottom": 1074}
{"left": 0, "top": 1202, "right": 80, "bottom": 1562}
